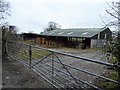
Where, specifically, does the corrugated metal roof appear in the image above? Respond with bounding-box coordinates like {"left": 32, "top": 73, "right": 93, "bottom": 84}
{"left": 40, "top": 28, "right": 107, "bottom": 38}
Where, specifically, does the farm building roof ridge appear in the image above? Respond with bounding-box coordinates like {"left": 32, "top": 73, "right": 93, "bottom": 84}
{"left": 39, "top": 27, "right": 110, "bottom": 38}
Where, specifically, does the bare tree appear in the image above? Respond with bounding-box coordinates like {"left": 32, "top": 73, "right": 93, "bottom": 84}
{"left": 1, "top": 0, "right": 10, "bottom": 61}
{"left": 0, "top": 0, "right": 10, "bottom": 24}
{"left": 7, "top": 25, "right": 18, "bottom": 41}
{"left": 104, "top": 2, "right": 119, "bottom": 31}
{"left": 44, "top": 21, "right": 61, "bottom": 32}
{"left": 104, "top": 1, "right": 120, "bottom": 83}
{"left": 0, "top": 0, "right": 18, "bottom": 41}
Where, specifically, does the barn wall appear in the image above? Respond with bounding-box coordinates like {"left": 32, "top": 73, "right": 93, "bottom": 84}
{"left": 36, "top": 36, "right": 65, "bottom": 48}
{"left": 36, "top": 37, "right": 41, "bottom": 45}
{"left": 36, "top": 36, "right": 107, "bottom": 49}
{"left": 100, "top": 28, "right": 112, "bottom": 39}
{"left": 92, "top": 28, "right": 112, "bottom": 40}
{"left": 91, "top": 39, "right": 106, "bottom": 48}
{"left": 36, "top": 36, "right": 91, "bottom": 49}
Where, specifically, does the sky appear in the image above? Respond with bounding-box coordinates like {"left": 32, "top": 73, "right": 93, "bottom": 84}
{"left": 7, "top": 0, "right": 118, "bottom": 33}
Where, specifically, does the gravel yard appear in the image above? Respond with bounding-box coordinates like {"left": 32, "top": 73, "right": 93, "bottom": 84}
{"left": 30, "top": 48, "right": 108, "bottom": 88}
{"left": 2, "top": 48, "right": 108, "bottom": 89}
{"left": 49, "top": 49, "right": 107, "bottom": 85}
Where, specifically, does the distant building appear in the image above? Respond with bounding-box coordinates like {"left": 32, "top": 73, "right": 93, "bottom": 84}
{"left": 22, "top": 33, "right": 37, "bottom": 42}
{"left": 36, "top": 27, "right": 112, "bottom": 49}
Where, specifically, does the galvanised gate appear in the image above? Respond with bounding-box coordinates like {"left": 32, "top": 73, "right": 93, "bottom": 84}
{"left": 6, "top": 41, "right": 120, "bottom": 89}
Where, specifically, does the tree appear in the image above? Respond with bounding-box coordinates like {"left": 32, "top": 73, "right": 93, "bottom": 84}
{"left": 1, "top": 1, "right": 18, "bottom": 41}
{"left": 104, "top": 1, "right": 120, "bottom": 82}
{"left": 1, "top": 0, "right": 10, "bottom": 61}
{"left": 0, "top": 0, "right": 10, "bottom": 24}
{"left": 44, "top": 21, "right": 61, "bottom": 32}
{"left": 7, "top": 25, "right": 18, "bottom": 41}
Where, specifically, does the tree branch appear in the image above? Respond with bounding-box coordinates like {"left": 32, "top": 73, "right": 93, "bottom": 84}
{"left": 106, "top": 10, "right": 118, "bottom": 19}
{"left": 99, "top": 15, "right": 107, "bottom": 26}
{"left": 106, "top": 2, "right": 118, "bottom": 14}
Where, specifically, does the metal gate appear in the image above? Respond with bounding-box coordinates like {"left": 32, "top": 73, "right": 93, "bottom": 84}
{"left": 6, "top": 41, "right": 120, "bottom": 89}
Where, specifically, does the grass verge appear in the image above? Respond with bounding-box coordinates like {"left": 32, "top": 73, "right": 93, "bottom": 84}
{"left": 94, "top": 56, "right": 119, "bottom": 89}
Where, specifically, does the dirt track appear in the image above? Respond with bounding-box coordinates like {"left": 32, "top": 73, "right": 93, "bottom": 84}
{"left": 2, "top": 58, "right": 51, "bottom": 89}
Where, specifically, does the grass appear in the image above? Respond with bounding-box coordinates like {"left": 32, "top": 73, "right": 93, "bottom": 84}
{"left": 109, "top": 56, "right": 117, "bottom": 64}
{"left": 19, "top": 40, "right": 35, "bottom": 45}
{"left": 94, "top": 54, "right": 119, "bottom": 89}
{"left": 17, "top": 40, "right": 51, "bottom": 59}
{"left": 55, "top": 47, "right": 100, "bottom": 52}
{"left": 95, "top": 70, "right": 118, "bottom": 89}
{"left": 16, "top": 48, "right": 50, "bottom": 61}
{"left": 97, "top": 82, "right": 118, "bottom": 89}
{"left": 31, "top": 48, "right": 50, "bottom": 59}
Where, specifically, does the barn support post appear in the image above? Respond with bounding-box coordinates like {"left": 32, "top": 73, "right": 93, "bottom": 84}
{"left": 47, "top": 36, "right": 49, "bottom": 46}
{"left": 69, "top": 37, "right": 72, "bottom": 48}
{"left": 56, "top": 36, "right": 58, "bottom": 48}
{"left": 68, "top": 37, "right": 70, "bottom": 48}
{"left": 76, "top": 37, "right": 78, "bottom": 48}
{"left": 76, "top": 37, "right": 78, "bottom": 42}
{"left": 67, "top": 37, "right": 69, "bottom": 47}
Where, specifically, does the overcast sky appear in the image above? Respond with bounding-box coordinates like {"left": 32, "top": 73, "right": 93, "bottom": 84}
{"left": 7, "top": 0, "right": 117, "bottom": 33}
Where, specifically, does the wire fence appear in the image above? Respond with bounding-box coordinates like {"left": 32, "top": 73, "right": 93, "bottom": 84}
{"left": 6, "top": 41, "right": 120, "bottom": 89}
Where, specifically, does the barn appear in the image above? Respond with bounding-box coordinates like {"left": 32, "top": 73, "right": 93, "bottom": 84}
{"left": 36, "top": 27, "right": 112, "bottom": 49}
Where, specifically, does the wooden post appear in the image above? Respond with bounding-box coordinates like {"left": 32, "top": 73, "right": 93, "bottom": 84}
{"left": 29, "top": 45, "right": 32, "bottom": 68}
{"left": 2, "top": 26, "right": 7, "bottom": 61}
{"left": 52, "top": 53, "right": 54, "bottom": 85}
{"left": 118, "top": 1, "right": 120, "bottom": 82}
{"left": 118, "top": 33, "right": 120, "bottom": 82}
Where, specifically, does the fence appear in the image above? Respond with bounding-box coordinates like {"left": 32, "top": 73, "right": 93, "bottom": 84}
{"left": 6, "top": 41, "right": 120, "bottom": 89}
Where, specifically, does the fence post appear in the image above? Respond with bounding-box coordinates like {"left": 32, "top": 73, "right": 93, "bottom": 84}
{"left": 2, "top": 26, "right": 7, "bottom": 61}
{"left": 118, "top": 1, "right": 120, "bottom": 83}
{"left": 52, "top": 52, "right": 54, "bottom": 85}
{"left": 118, "top": 33, "right": 120, "bottom": 82}
{"left": 29, "top": 45, "right": 32, "bottom": 68}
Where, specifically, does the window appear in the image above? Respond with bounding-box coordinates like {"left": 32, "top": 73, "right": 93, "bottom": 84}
{"left": 58, "top": 32, "right": 64, "bottom": 35}
{"left": 49, "top": 32, "right": 54, "bottom": 35}
{"left": 67, "top": 32, "right": 73, "bottom": 35}
{"left": 82, "top": 32, "right": 88, "bottom": 35}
